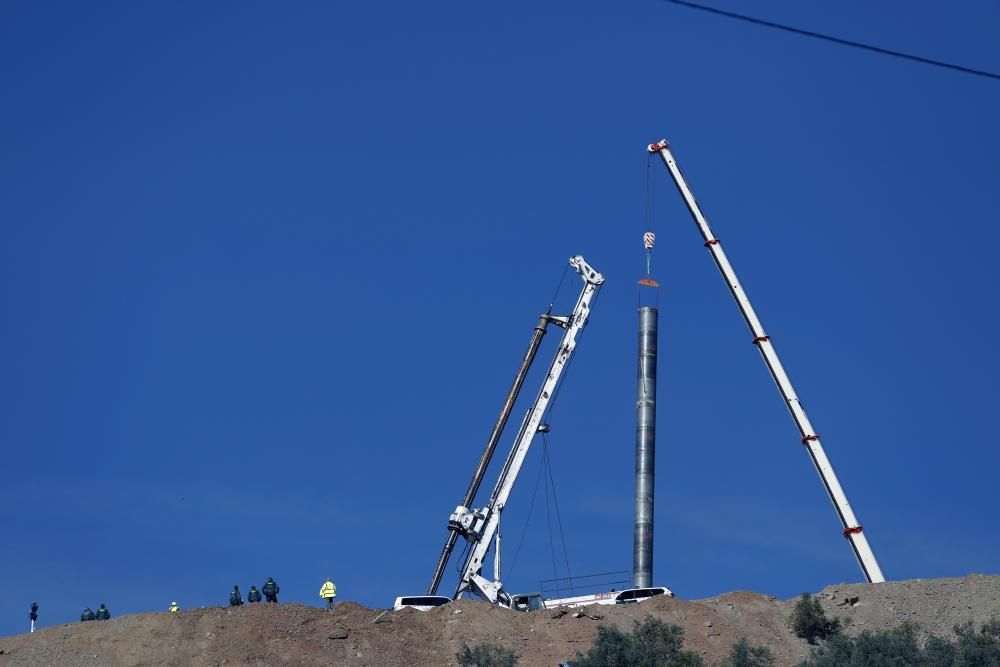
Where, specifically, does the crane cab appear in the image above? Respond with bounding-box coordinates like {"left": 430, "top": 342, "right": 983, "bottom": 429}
{"left": 510, "top": 592, "right": 545, "bottom": 612}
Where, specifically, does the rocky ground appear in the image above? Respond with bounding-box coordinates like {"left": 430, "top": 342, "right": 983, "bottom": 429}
{"left": 1, "top": 574, "right": 997, "bottom": 666}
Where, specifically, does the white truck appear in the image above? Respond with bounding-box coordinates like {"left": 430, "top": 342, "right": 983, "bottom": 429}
{"left": 511, "top": 586, "right": 673, "bottom": 612}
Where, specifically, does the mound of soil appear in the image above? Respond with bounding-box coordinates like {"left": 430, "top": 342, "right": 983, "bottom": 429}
{"left": 1, "top": 575, "right": 997, "bottom": 666}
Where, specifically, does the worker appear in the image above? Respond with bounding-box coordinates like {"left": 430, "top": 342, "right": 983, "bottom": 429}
{"left": 96, "top": 603, "right": 111, "bottom": 620}
{"left": 30, "top": 602, "right": 38, "bottom": 633}
{"left": 229, "top": 585, "right": 243, "bottom": 606}
{"left": 262, "top": 577, "right": 279, "bottom": 604}
{"left": 80, "top": 607, "right": 96, "bottom": 622}
{"left": 247, "top": 585, "right": 262, "bottom": 603}
{"left": 319, "top": 578, "right": 337, "bottom": 610}
{"left": 169, "top": 601, "right": 180, "bottom": 613}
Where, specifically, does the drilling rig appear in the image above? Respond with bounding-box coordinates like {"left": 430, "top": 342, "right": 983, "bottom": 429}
{"left": 426, "top": 255, "right": 604, "bottom": 606}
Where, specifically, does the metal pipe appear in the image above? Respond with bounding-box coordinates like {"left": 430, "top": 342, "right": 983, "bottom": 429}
{"left": 427, "top": 315, "right": 551, "bottom": 594}
{"left": 633, "top": 306, "right": 658, "bottom": 588}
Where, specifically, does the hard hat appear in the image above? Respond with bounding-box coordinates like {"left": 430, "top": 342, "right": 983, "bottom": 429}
{"left": 171, "top": 602, "right": 177, "bottom": 605}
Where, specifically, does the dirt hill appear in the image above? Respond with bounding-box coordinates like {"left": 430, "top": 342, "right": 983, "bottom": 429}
{"left": 2, "top": 575, "right": 997, "bottom": 666}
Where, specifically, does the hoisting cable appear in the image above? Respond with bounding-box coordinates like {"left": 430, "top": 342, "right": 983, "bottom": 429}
{"left": 548, "top": 263, "right": 571, "bottom": 313}
{"left": 543, "top": 447, "right": 560, "bottom": 597}
{"left": 505, "top": 449, "right": 547, "bottom": 581}
{"left": 454, "top": 540, "right": 471, "bottom": 575}
{"left": 542, "top": 431, "right": 575, "bottom": 594}
{"left": 639, "top": 154, "right": 660, "bottom": 298}
{"left": 646, "top": 151, "right": 656, "bottom": 228}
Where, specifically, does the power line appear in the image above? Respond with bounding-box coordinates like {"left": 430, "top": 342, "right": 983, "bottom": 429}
{"left": 663, "top": 0, "right": 1000, "bottom": 82}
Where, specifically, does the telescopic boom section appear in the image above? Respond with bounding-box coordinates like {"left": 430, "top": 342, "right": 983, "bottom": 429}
{"left": 445, "top": 256, "right": 604, "bottom": 605}
{"left": 648, "top": 140, "right": 885, "bottom": 584}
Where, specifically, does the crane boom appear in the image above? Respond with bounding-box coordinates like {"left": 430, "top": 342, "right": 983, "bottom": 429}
{"left": 446, "top": 255, "right": 604, "bottom": 605}
{"left": 648, "top": 140, "right": 885, "bottom": 584}
{"left": 427, "top": 312, "right": 553, "bottom": 595}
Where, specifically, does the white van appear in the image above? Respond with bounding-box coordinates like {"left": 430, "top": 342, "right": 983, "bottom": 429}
{"left": 602, "top": 587, "right": 673, "bottom": 605}
{"left": 542, "top": 586, "right": 674, "bottom": 609}
{"left": 392, "top": 595, "right": 452, "bottom": 611}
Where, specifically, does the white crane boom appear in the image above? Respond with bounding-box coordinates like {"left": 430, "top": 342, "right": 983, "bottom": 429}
{"left": 648, "top": 140, "right": 885, "bottom": 584}
{"left": 448, "top": 255, "right": 604, "bottom": 605}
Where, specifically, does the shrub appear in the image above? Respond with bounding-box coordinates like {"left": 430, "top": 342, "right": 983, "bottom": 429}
{"left": 455, "top": 641, "right": 518, "bottom": 667}
{"left": 952, "top": 618, "right": 1000, "bottom": 665}
{"left": 787, "top": 594, "right": 842, "bottom": 645}
{"left": 573, "top": 616, "right": 704, "bottom": 667}
{"left": 718, "top": 638, "right": 774, "bottom": 667}
{"left": 799, "top": 618, "right": 1000, "bottom": 667}
{"left": 923, "top": 635, "right": 958, "bottom": 666}
{"left": 849, "top": 622, "right": 922, "bottom": 665}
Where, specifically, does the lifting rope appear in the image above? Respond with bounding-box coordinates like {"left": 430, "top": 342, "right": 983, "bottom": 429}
{"left": 640, "top": 154, "right": 660, "bottom": 292}
{"left": 505, "top": 447, "right": 546, "bottom": 581}
{"left": 548, "top": 263, "right": 571, "bottom": 313}
{"left": 503, "top": 427, "right": 575, "bottom": 597}
{"left": 542, "top": 432, "right": 574, "bottom": 595}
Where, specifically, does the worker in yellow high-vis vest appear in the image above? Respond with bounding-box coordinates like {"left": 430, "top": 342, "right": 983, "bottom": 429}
{"left": 319, "top": 578, "right": 337, "bottom": 609}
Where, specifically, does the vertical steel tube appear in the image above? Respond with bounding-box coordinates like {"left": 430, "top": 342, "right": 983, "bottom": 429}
{"left": 428, "top": 315, "right": 550, "bottom": 595}
{"left": 633, "top": 306, "right": 658, "bottom": 589}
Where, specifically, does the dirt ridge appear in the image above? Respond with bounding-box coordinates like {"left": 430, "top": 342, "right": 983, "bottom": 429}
{"left": 1, "top": 574, "right": 997, "bottom": 666}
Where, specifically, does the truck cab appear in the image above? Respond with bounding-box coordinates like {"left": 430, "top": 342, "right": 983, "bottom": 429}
{"left": 510, "top": 592, "right": 545, "bottom": 612}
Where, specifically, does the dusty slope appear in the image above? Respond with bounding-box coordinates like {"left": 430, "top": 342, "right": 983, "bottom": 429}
{"left": 1, "top": 575, "right": 997, "bottom": 666}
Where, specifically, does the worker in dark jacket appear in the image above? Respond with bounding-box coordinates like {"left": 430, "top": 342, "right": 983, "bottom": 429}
{"left": 96, "top": 604, "right": 111, "bottom": 620}
{"left": 230, "top": 585, "right": 243, "bottom": 606}
{"left": 80, "top": 607, "right": 96, "bottom": 622}
{"left": 247, "top": 586, "right": 262, "bottom": 603}
{"left": 262, "top": 577, "right": 279, "bottom": 603}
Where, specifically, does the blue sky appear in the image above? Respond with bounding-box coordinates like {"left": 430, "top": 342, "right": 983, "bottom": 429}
{"left": 2, "top": 0, "right": 998, "bottom": 635}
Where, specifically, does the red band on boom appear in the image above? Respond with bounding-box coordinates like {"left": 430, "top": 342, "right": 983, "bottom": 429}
{"left": 753, "top": 335, "right": 770, "bottom": 344}
{"left": 704, "top": 239, "right": 720, "bottom": 247}
{"left": 843, "top": 526, "right": 864, "bottom": 537}
{"left": 801, "top": 435, "right": 820, "bottom": 444}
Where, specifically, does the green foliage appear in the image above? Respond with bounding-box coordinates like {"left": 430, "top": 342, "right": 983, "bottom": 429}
{"left": 952, "top": 618, "right": 1000, "bottom": 665}
{"left": 852, "top": 622, "right": 924, "bottom": 665}
{"left": 573, "top": 616, "right": 705, "bottom": 667}
{"left": 718, "top": 638, "right": 774, "bottom": 667}
{"left": 799, "top": 618, "right": 1000, "bottom": 667}
{"left": 922, "top": 635, "right": 957, "bottom": 666}
{"left": 455, "top": 641, "right": 518, "bottom": 667}
{"left": 788, "top": 594, "right": 842, "bottom": 645}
